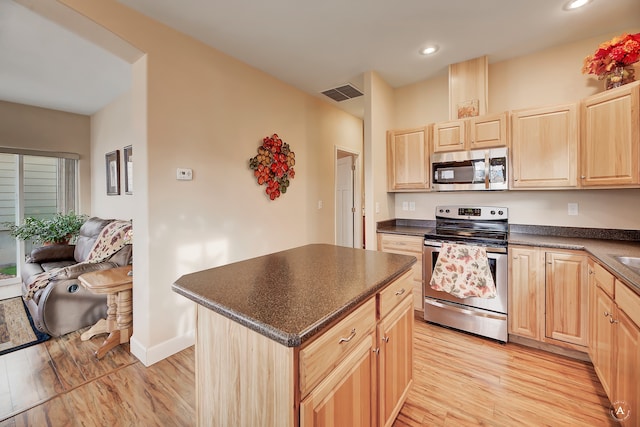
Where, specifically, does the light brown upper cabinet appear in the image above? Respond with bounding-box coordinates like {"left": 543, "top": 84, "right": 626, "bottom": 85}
{"left": 580, "top": 82, "right": 640, "bottom": 187}
{"left": 387, "top": 126, "right": 431, "bottom": 191}
{"left": 511, "top": 103, "right": 578, "bottom": 189}
{"left": 432, "top": 112, "right": 509, "bottom": 153}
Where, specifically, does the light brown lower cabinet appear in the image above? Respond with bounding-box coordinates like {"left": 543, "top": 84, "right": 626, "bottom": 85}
{"left": 508, "top": 246, "right": 544, "bottom": 340}
{"left": 195, "top": 270, "right": 414, "bottom": 427}
{"left": 588, "top": 260, "right": 640, "bottom": 427}
{"left": 377, "top": 233, "right": 424, "bottom": 311}
{"left": 545, "top": 251, "right": 589, "bottom": 347}
{"left": 300, "top": 333, "right": 377, "bottom": 426}
{"left": 301, "top": 273, "right": 414, "bottom": 427}
{"left": 378, "top": 295, "right": 414, "bottom": 427}
{"left": 591, "top": 284, "right": 615, "bottom": 397}
{"left": 508, "top": 246, "right": 588, "bottom": 351}
{"left": 615, "top": 306, "right": 640, "bottom": 427}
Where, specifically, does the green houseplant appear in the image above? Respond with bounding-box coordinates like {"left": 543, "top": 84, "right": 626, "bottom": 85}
{"left": 6, "top": 212, "right": 88, "bottom": 245}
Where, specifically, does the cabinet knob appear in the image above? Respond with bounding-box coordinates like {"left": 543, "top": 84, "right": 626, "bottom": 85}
{"left": 383, "top": 336, "right": 390, "bottom": 343}
{"left": 338, "top": 328, "right": 357, "bottom": 344}
{"left": 372, "top": 348, "right": 380, "bottom": 355}
{"left": 460, "top": 141, "right": 463, "bottom": 144}
{"left": 395, "top": 288, "right": 406, "bottom": 296}
{"left": 581, "top": 176, "right": 586, "bottom": 179}
{"left": 604, "top": 311, "right": 610, "bottom": 317}
{"left": 610, "top": 318, "right": 619, "bottom": 324}
{"left": 513, "top": 256, "right": 519, "bottom": 260}
{"left": 514, "top": 178, "right": 519, "bottom": 182}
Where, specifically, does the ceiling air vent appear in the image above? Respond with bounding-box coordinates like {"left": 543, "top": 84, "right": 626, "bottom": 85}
{"left": 321, "top": 84, "right": 364, "bottom": 102}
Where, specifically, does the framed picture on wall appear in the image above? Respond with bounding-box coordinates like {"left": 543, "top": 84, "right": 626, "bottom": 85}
{"left": 106, "top": 150, "right": 120, "bottom": 196}
{"left": 124, "top": 145, "right": 133, "bottom": 195}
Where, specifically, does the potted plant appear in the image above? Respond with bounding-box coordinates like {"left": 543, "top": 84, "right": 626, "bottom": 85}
{"left": 6, "top": 212, "right": 88, "bottom": 245}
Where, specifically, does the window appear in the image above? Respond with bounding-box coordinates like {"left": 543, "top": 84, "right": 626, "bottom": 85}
{"left": 0, "top": 151, "right": 79, "bottom": 283}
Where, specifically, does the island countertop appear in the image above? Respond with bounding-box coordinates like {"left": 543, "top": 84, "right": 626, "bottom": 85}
{"left": 172, "top": 243, "right": 416, "bottom": 347}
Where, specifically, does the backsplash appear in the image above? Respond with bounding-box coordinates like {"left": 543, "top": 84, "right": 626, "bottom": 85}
{"left": 509, "top": 224, "right": 640, "bottom": 241}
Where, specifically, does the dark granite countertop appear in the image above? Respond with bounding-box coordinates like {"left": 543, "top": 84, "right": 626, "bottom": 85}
{"left": 172, "top": 244, "right": 416, "bottom": 347}
{"left": 377, "top": 220, "right": 640, "bottom": 296}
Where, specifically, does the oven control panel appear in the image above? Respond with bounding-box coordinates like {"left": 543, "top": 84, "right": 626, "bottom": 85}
{"left": 435, "top": 205, "right": 508, "bottom": 220}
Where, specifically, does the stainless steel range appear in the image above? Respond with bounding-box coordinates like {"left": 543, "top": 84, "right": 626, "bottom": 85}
{"left": 423, "top": 205, "right": 508, "bottom": 342}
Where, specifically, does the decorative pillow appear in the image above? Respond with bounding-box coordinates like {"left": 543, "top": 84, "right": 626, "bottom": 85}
{"left": 28, "top": 244, "right": 75, "bottom": 263}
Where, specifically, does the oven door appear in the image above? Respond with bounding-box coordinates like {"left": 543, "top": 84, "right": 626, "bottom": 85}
{"left": 423, "top": 240, "right": 507, "bottom": 314}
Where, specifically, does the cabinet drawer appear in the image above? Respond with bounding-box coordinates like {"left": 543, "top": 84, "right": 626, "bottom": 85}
{"left": 616, "top": 280, "right": 640, "bottom": 327}
{"left": 379, "top": 270, "right": 413, "bottom": 319}
{"left": 594, "top": 261, "right": 615, "bottom": 298}
{"left": 378, "top": 234, "right": 423, "bottom": 255}
{"left": 299, "top": 297, "right": 376, "bottom": 398}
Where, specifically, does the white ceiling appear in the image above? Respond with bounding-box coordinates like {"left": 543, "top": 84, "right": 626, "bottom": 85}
{"left": 2, "top": 0, "right": 640, "bottom": 117}
{"left": 0, "top": 0, "right": 131, "bottom": 115}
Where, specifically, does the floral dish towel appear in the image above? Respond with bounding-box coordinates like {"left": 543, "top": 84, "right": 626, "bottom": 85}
{"left": 429, "top": 243, "right": 496, "bottom": 299}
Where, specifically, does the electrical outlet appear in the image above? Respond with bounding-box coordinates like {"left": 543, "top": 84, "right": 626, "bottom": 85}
{"left": 409, "top": 201, "right": 416, "bottom": 211}
{"left": 176, "top": 168, "right": 193, "bottom": 181}
{"left": 317, "top": 200, "right": 323, "bottom": 209}
{"left": 568, "top": 203, "right": 578, "bottom": 216}
{"left": 375, "top": 202, "right": 380, "bottom": 214}
{"left": 402, "top": 202, "right": 409, "bottom": 211}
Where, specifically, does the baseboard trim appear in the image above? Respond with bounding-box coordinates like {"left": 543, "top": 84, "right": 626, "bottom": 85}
{"left": 130, "top": 331, "right": 195, "bottom": 367}
{"left": 508, "top": 334, "right": 591, "bottom": 362}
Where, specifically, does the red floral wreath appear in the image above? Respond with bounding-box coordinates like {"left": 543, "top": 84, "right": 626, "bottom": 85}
{"left": 249, "top": 134, "right": 295, "bottom": 200}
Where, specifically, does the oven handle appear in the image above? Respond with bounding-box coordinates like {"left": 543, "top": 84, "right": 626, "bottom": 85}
{"left": 424, "top": 298, "right": 507, "bottom": 320}
{"left": 423, "top": 240, "right": 507, "bottom": 254}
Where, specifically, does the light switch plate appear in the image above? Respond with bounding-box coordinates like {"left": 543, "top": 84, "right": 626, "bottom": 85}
{"left": 568, "top": 203, "right": 578, "bottom": 216}
{"left": 177, "top": 168, "right": 193, "bottom": 180}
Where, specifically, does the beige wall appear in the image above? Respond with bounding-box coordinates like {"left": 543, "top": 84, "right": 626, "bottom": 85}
{"left": 0, "top": 100, "right": 91, "bottom": 214}
{"left": 61, "top": 0, "right": 363, "bottom": 365}
{"left": 91, "top": 91, "right": 135, "bottom": 219}
{"left": 364, "top": 71, "right": 396, "bottom": 249}
{"left": 393, "top": 26, "right": 640, "bottom": 229}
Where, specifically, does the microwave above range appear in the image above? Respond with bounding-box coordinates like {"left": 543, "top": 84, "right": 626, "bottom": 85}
{"left": 431, "top": 147, "right": 508, "bottom": 191}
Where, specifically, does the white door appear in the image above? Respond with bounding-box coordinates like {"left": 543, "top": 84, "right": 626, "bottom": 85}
{"left": 336, "top": 156, "right": 354, "bottom": 247}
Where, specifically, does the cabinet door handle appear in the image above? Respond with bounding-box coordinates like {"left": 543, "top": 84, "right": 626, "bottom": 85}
{"left": 372, "top": 348, "right": 380, "bottom": 355}
{"left": 604, "top": 311, "right": 610, "bottom": 317}
{"left": 338, "top": 328, "right": 356, "bottom": 344}
{"left": 383, "top": 336, "right": 390, "bottom": 343}
{"left": 395, "top": 288, "right": 406, "bottom": 296}
{"left": 581, "top": 175, "right": 586, "bottom": 179}
{"left": 609, "top": 318, "right": 619, "bottom": 324}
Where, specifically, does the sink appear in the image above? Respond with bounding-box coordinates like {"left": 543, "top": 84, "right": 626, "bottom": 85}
{"left": 614, "top": 256, "right": 640, "bottom": 274}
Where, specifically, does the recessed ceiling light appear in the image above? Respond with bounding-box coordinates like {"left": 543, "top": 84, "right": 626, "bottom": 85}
{"left": 564, "top": 0, "right": 592, "bottom": 10}
{"left": 420, "top": 45, "right": 439, "bottom": 56}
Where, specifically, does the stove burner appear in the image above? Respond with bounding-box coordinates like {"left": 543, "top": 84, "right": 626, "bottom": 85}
{"left": 426, "top": 205, "right": 509, "bottom": 247}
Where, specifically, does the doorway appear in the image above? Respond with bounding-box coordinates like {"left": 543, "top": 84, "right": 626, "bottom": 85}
{"left": 335, "top": 147, "right": 362, "bottom": 248}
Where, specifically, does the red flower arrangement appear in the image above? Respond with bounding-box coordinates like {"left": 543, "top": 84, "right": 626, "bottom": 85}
{"left": 582, "top": 32, "right": 640, "bottom": 79}
{"left": 249, "top": 134, "right": 295, "bottom": 200}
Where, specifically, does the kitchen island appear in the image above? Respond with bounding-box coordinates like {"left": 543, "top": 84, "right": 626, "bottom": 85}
{"left": 173, "top": 243, "right": 416, "bottom": 427}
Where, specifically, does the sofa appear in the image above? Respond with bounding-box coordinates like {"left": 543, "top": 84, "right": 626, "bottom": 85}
{"left": 21, "top": 217, "right": 132, "bottom": 337}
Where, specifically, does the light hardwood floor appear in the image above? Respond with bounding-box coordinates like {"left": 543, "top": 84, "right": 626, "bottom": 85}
{"left": 0, "top": 317, "right": 614, "bottom": 426}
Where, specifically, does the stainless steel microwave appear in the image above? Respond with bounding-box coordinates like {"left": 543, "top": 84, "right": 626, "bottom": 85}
{"left": 431, "top": 147, "right": 508, "bottom": 191}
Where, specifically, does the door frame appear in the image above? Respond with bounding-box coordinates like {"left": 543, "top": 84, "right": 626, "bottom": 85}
{"left": 334, "top": 146, "right": 362, "bottom": 248}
